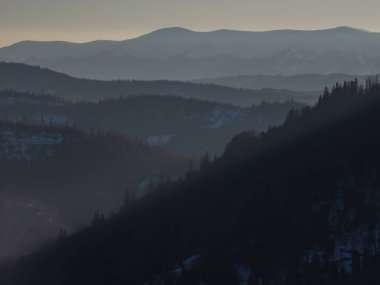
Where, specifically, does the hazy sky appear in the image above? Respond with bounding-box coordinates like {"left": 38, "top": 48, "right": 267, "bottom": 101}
{"left": 1, "top": 0, "right": 380, "bottom": 47}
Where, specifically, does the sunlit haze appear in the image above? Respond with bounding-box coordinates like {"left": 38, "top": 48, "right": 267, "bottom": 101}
{"left": 1, "top": 0, "right": 380, "bottom": 47}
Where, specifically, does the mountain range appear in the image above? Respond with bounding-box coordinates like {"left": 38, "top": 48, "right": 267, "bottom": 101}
{"left": 3, "top": 22, "right": 380, "bottom": 285}
{"left": 0, "top": 90, "right": 304, "bottom": 157}
{"left": 194, "top": 74, "right": 372, "bottom": 92}
{"left": 1, "top": 27, "right": 380, "bottom": 80}
{"left": 0, "top": 62, "right": 319, "bottom": 105}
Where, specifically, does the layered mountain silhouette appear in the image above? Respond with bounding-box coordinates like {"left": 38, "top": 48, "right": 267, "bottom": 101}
{"left": 0, "top": 90, "right": 304, "bottom": 157}
{"left": 3, "top": 80, "right": 380, "bottom": 284}
{"left": 1, "top": 27, "right": 380, "bottom": 80}
{"left": 194, "top": 74, "right": 371, "bottom": 92}
{"left": 0, "top": 62, "right": 319, "bottom": 105}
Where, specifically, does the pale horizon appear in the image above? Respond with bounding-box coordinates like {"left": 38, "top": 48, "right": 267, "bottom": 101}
{"left": 1, "top": 25, "right": 378, "bottom": 48}
{"left": 2, "top": 0, "right": 380, "bottom": 47}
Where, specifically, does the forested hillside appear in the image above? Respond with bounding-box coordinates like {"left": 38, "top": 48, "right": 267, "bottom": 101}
{"left": 3, "top": 79, "right": 380, "bottom": 284}
{"left": 0, "top": 122, "right": 186, "bottom": 260}
{"left": 0, "top": 90, "right": 304, "bottom": 157}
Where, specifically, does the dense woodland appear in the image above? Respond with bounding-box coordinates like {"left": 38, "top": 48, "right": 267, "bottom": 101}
{"left": 0, "top": 90, "right": 303, "bottom": 157}
{"left": 2, "top": 27, "right": 380, "bottom": 80}
{"left": 0, "top": 122, "right": 187, "bottom": 260}
{"left": 2, "top": 79, "right": 380, "bottom": 284}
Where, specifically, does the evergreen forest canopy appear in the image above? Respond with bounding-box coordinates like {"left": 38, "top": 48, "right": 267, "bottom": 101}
{"left": 0, "top": 89, "right": 304, "bottom": 157}
{"left": 2, "top": 79, "right": 380, "bottom": 284}
{"left": 0, "top": 121, "right": 187, "bottom": 260}
{"left": 0, "top": 61, "right": 311, "bottom": 262}
{"left": 4, "top": 6, "right": 380, "bottom": 285}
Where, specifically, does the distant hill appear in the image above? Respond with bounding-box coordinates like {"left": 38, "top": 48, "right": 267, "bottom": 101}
{"left": 0, "top": 90, "right": 305, "bottom": 157}
{"left": 0, "top": 62, "right": 319, "bottom": 105}
{"left": 1, "top": 27, "right": 380, "bottom": 80}
{"left": 194, "top": 73, "right": 373, "bottom": 92}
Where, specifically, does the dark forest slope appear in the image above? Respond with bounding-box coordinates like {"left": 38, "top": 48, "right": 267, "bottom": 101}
{"left": 0, "top": 122, "right": 186, "bottom": 260}
{"left": 3, "top": 80, "right": 380, "bottom": 284}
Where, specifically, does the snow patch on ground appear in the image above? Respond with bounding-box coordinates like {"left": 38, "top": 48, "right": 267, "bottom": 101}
{"left": 303, "top": 183, "right": 380, "bottom": 274}
{"left": 0, "top": 128, "right": 63, "bottom": 161}
{"left": 138, "top": 179, "right": 151, "bottom": 189}
{"left": 205, "top": 109, "right": 246, "bottom": 128}
{"left": 171, "top": 254, "right": 202, "bottom": 278}
{"left": 146, "top": 134, "right": 174, "bottom": 146}
{"left": 182, "top": 254, "right": 201, "bottom": 271}
{"left": 0, "top": 97, "right": 63, "bottom": 106}
{"left": 38, "top": 116, "right": 68, "bottom": 124}
{"left": 234, "top": 264, "right": 251, "bottom": 285}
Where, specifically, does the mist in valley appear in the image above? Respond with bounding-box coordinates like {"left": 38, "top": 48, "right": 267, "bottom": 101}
{"left": 1, "top": 1, "right": 380, "bottom": 284}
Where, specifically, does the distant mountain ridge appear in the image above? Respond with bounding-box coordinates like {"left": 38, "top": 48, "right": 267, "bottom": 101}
{"left": 194, "top": 74, "right": 373, "bottom": 92}
{"left": 1, "top": 26, "right": 374, "bottom": 59}
{"left": 1, "top": 27, "right": 380, "bottom": 80}
{"left": 0, "top": 62, "right": 319, "bottom": 105}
